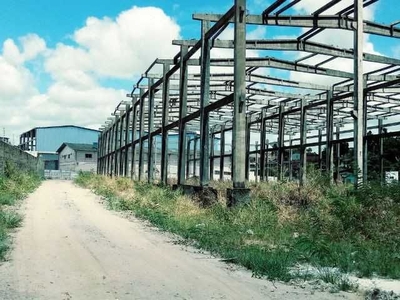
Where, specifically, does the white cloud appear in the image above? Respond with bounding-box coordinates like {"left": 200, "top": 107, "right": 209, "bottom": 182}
{"left": 0, "top": 57, "right": 36, "bottom": 100}
{"left": 1, "top": 6, "right": 183, "bottom": 141}
{"left": 2, "top": 34, "right": 46, "bottom": 65}
{"left": 46, "top": 6, "right": 181, "bottom": 80}
{"left": 19, "top": 34, "right": 47, "bottom": 62}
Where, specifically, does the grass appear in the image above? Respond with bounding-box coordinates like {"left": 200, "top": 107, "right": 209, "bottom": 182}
{"left": 0, "top": 161, "right": 41, "bottom": 260}
{"left": 76, "top": 170, "right": 400, "bottom": 292}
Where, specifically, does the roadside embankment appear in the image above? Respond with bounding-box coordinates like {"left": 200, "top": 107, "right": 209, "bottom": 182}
{"left": 76, "top": 172, "right": 400, "bottom": 296}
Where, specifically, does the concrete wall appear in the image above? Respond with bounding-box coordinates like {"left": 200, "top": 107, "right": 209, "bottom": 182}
{"left": 59, "top": 145, "right": 77, "bottom": 172}
{"left": 76, "top": 150, "right": 97, "bottom": 172}
{"left": 59, "top": 146, "right": 97, "bottom": 172}
{"left": 0, "top": 141, "right": 43, "bottom": 176}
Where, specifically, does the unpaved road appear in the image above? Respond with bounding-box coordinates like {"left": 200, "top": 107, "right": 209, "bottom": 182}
{"left": 0, "top": 181, "right": 360, "bottom": 299}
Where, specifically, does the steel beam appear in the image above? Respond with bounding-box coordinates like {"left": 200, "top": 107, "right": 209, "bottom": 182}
{"left": 173, "top": 39, "right": 400, "bottom": 66}
{"left": 192, "top": 14, "right": 400, "bottom": 38}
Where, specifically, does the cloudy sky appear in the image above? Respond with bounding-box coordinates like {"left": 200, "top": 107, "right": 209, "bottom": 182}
{"left": 0, "top": 0, "right": 398, "bottom": 143}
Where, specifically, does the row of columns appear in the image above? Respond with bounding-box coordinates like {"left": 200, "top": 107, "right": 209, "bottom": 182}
{"left": 98, "top": 0, "right": 248, "bottom": 197}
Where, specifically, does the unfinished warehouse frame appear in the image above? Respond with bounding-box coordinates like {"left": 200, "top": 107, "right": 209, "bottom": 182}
{"left": 97, "top": 0, "right": 400, "bottom": 204}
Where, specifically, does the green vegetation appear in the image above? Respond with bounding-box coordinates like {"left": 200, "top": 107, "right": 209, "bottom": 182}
{"left": 0, "top": 161, "right": 41, "bottom": 260}
{"left": 76, "top": 171, "right": 400, "bottom": 291}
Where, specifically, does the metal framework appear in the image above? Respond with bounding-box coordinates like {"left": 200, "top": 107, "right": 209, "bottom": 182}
{"left": 97, "top": 0, "right": 400, "bottom": 202}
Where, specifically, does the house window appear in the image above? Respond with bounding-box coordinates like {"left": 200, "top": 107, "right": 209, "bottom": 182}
{"left": 85, "top": 153, "right": 93, "bottom": 159}
{"left": 68, "top": 154, "right": 71, "bottom": 159}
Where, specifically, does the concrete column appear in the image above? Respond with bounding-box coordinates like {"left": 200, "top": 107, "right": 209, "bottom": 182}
{"left": 277, "top": 103, "right": 285, "bottom": 181}
{"left": 119, "top": 111, "right": 124, "bottom": 176}
{"left": 30, "top": 130, "right": 34, "bottom": 151}
{"left": 161, "top": 63, "right": 170, "bottom": 184}
{"left": 147, "top": 79, "right": 155, "bottom": 183}
{"left": 107, "top": 126, "right": 112, "bottom": 175}
{"left": 353, "top": 0, "right": 365, "bottom": 185}
{"left": 300, "top": 99, "right": 307, "bottom": 185}
{"left": 255, "top": 141, "right": 259, "bottom": 182}
{"left": 124, "top": 104, "right": 131, "bottom": 177}
{"left": 97, "top": 133, "right": 102, "bottom": 174}
{"left": 288, "top": 135, "right": 293, "bottom": 181}
{"left": 138, "top": 89, "right": 146, "bottom": 181}
{"left": 260, "top": 110, "right": 266, "bottom": 181}
{"left": 186, "top": 139, "right": 191, "bottom": 179}
{"left": 245, "top": 120, "right": 251, "bottom": 181}
{"left": 131, "top": 100, "right": 137, "bottom": 179}
{"left": 318, "top": 129, "right": 323, "bottom": 171}
{"left": 326, "top": 90, "right": 334, "bottom": 181}
{"left": 199, "top": 20, "right": 211, "bottom": 187}
{"left": 232, "top": 0, "right": 247, "bottom": 190}
{"left": 210, "top": 132, "right": 215, "bottom": 180}
{"left": 378, "top": 119, "right": 384, "bottom": 183}
{"left": 219, "top": 125, "right": 225, "bottom": 181}
{"left": 114, "top": 117, "right": 119, "bottom": 176}
{"left": 265, "top": 139, "right": 269, "bottom": 181}
{"left": 335, "top": 126, "right": 341, "bottom": 182}
{"left": 193, "top": 137, "right": 198, "bottom": 177}
{"left": 177, "top": 45, "right": 189, "bottom": 185}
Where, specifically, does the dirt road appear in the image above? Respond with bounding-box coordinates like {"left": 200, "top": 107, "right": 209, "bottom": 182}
{"left": 0, "top": 181, "right": 359, "bottom": 299}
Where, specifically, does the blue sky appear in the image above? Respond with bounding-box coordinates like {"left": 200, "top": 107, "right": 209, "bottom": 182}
{"left": 0, "top": 0, "right": 399, "bottom": 141}
{"left": 1, "top": 0, "right": 398, "bottom": 45}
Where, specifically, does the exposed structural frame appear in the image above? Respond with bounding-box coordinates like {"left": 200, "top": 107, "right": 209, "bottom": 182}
{"left": 98, "top": 0, "right": 400, "bottom": 203}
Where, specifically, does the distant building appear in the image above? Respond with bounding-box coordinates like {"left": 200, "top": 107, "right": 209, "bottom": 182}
{"left": 0, "top": 137, "right": 10, "bottom": 144}
{"left": 57, "top": 143, "right": 98, "bottom": 172}
{"left": 19, "top": 125, "right": 99, "bottom": 170}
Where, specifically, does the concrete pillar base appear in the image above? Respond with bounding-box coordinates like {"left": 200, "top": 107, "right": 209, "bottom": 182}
{"left": 227, "top": 188, "right": 251, "bottom": 207}
{"left": 174, "top": 184, "right": 218, "bottom": 207}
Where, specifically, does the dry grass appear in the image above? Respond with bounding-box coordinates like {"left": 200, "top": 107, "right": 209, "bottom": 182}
{"left": 76, "top": 171, "right": 400, "bottom": 285}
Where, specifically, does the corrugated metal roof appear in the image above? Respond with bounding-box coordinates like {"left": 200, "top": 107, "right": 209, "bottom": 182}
{"left": 57, "top": 143, "right": 98, "bottom": 153}
{"left": 20, "top": 125, "right": 99, "bottom": 136}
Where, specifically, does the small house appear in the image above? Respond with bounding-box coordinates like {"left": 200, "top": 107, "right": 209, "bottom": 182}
{"left": 57, "top": 143, "right": 98, "bottom": 172}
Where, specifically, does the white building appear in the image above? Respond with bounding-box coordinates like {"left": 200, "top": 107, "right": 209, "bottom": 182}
{"left": 57, "top": 143, "right": 98, "bottom": 172}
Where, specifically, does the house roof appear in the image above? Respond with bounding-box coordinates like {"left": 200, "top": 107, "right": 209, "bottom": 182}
{"left": 57, "top": 143, "right": 98, "bottom": 153}
{"left": 21, "top": 125, "right": 100, "bottom": 135}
